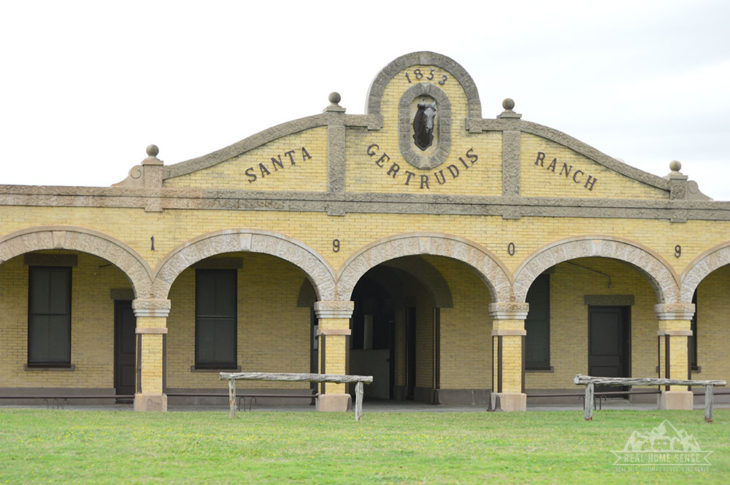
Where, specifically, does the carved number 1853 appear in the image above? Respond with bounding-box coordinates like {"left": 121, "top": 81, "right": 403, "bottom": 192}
{"left": 405, "top": 68, "right": 448, "bottom": 86}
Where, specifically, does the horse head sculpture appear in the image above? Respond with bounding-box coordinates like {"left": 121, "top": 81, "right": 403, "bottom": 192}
{"left": 413, "top": 102, "right": 437, "bottom": 151}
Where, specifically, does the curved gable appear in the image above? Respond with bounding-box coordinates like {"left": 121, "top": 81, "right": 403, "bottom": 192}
{"left": 163, "top": 115, "right": 329, "bottom": 192}
{"left": 129, "top": 50, "right": 709, "bottom": 206}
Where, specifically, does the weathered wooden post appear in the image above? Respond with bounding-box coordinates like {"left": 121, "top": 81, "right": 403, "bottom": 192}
{"left": 705, "top": 384, "right": 713, "bottom": 423}
{"left": 220, "top": 372, "right": 372, "bottom": 420}
{"left": 584, "top": 382, "right": 594, "bottom": 421}
{"left": 575, "top": 374, "right": 725, "bottom": 422}
{"left": 228, "top": 378, "right": 237, "bottom": 419}
{"left": 355, "top": 381, "right": 364, "bottom": 422}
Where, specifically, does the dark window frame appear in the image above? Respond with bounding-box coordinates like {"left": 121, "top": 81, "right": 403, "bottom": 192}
{"left": 194, "top": 268, "right": 238, "bottom": 370}
{"left": 525, "top": 273, "right": 551, "bottom": 371}
{"left": 27, "top": 266, "right": 72, "bottom": 367}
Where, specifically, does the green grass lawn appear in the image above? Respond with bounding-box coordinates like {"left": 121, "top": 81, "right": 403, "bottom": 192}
{"left": 0, "top": 408, "right": 727, "bottom": 484}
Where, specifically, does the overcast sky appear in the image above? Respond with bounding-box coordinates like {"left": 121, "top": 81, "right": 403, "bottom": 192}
{"left": 1, "top": 1, "right": 729, "bottom": 199}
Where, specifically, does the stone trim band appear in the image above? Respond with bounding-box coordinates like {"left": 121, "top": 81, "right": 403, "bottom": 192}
{"left": 135, "top": 327, "right": 168, "bottom": 335}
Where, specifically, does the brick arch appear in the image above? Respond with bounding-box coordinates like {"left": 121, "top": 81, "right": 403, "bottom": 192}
{"left": 513, "top": 236, "right": 679, "bottom": 304}
{"left": 152, "top": 229, "right": 336, "bottom": 300}
{"left": 680, "top": 242, "right": 730, "bottom": 303}
{"left": 0, "top": 226, "right": 152, "bottom": 297}
{"left": 335, "top": 233, "right": 511, "bottom": 302}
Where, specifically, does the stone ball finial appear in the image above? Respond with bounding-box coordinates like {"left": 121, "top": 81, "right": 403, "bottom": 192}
{"left": 328, "top": 92, "right": 341, "bottom": 105}
{"left": 502, "top": 98, "right": 515, "bottom": 111}
{"left": 146, "top": 144, "right": 159, "bottom": 158}
{"left": 669, "top": 160, "right": 682, "bottom": 172}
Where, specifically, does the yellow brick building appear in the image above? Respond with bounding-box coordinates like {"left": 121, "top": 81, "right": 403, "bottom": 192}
{"left": 1, "top": 52, "right": 728, "bottom": 412}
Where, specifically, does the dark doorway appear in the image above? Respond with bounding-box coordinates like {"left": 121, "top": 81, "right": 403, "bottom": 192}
{"left": 588, "top": 306, "right": 630, "bottom": 393}
{"left": 114, "top": 300, "right": 136, "bottom": 399}
{"left": 310, "top": 307, "right": 318, "bottom": 398}
{"left": 405, "top": 306, "right": 417, "bottom": 400}
{"left": 350, "top": 277, "right": 395, "bottom": 400}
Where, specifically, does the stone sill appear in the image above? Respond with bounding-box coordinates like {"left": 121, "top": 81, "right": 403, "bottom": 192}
{"left": 190, "top": 366, "right": 241, "bottom": 373}
{"left": 24, "top": 364, "right": 75, "bottom": 371}
{"left": 526, "top": 366, "right": 554, "bottom": 373}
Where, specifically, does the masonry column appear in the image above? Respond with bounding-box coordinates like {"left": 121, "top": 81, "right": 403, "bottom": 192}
{"left": 489, "top": 302, "right": 529, "bottom": 411}
{"left": 655, "top": 303, "right": 694, "bottom": 410}
{"left": 132, "top": 298, "right": 171, "bottom": 412}
{"left": 313, "top": 300, "right": 353, "bottom": 412}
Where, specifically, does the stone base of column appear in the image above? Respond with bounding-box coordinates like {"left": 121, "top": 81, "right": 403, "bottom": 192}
{"left": 493, "top": 392, "right": 527, "bottom": 411}
{"left": 316, "top": 393, "right": 351, "bottom": 412}
{"left": 134, "top": 393, "right": 168, "bottom": 412}
{"left": 659, "top": 390, "right": 693, "bottom": 410}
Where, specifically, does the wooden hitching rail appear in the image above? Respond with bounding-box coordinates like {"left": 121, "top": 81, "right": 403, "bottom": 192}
{"left": 220, "top": 372, "right": 373, "bottom": 421}
{"left": 165, "top": 391, "right": 315, "bottom": 411}
{"left": 574, "top": 374, "right": 727, "bottom": 422}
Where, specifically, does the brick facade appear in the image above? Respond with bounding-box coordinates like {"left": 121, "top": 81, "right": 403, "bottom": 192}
{"left": 1, "top": 52, "right": 728, "bottom": 412}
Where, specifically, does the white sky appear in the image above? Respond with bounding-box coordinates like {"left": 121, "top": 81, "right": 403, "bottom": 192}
{"left": 1, "top": 0, "right": 729, "bottom": 199}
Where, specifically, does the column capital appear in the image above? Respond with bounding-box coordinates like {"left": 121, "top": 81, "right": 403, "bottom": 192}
{"left": 489, "top": 302, "right": 529, "bottom": 320}
{"left": 654, "top": 303, "right": 695, "bottom": 320}
{"left": 314, "top": 300, "right": 354, "bottom": 319}
{"left": 132, "top": 298, "right": 171, "bottom": 318}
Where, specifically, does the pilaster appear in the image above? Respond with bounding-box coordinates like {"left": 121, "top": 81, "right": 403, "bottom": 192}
{"left": 655, "top": 303, "right": 694, "bottom": 410}
{"left": 489, "top": 302, "right": 528, "bottom": 411}
{"left": 132, "top": 298, "right": 170, "bottom": 412}
{"left": 313, "top": 300, "right": 354, "bottom": 411}
{"left": 325, "top": 93, "right": 346, "bottom": 215}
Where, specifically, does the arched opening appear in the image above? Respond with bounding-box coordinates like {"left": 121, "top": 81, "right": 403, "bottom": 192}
{"left": 0, "top": 249, "right": 138, "bottom": 403}
{"left": 521, "top": 257, "right": 663, "bottom": 403}
{"left": 349, "top": 273, "right": 398, "bottom": 400}
{"left": 349, "top": 260, "right": 441, "bottom": 403}
{"left": 152, "top": 229, "right": 335, "bottom": 301}
{"left": 686, "top": 264, "right": 730, "bottom": 391}
{"left": 346, "top": 255, "right": 496, "bottom": 405}
{"left": 336, "top": 234, "right": 505, "bottom": 406}
{"left": 164, "top": 252, "right": 316, "bottom": 406}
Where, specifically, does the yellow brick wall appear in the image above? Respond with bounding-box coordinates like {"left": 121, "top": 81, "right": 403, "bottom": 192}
{"left": 696, "top": 265, "right": 730, "bottom": 382}
{"left": 317, "top": 316, "right": 349, "bottom": 394}
{"left": 500, "top": 336, "right": 523, "bottom": 394}
{"left": 166, "top": 253, "right": 310, "bottom": 390}
{"left": 1, "top": 234, "right": 729, "bottom": 396}
{"left": 426, "top": 255, "right": 492, "bottom": 389}
{"left": 138, "top": 330, "right": 163, "bottom": 394}
{"left": 346, "top": 127, "right": 502, "bottom": 195}
{"left": 520, "top": 134, "right": 667, "bottom": 199}
{"left": 526, "top": 257, "right": 659, "bottom": 389}
{"left": 164, "top": 127, "right": 328, "bottom": 192}
{"left": 345, "top": 64, "right": 502, "bottom": 195}
{"left": 669, "top": 334, "right": 689, "bottom": 391}
{"left": 3, "top": 208, "right": 730, "bottom": 282}
{"left": 5, "top": 55, "right": 730, "bottom": 402}
{"left": 657, "top": 333, "right": 691, "bottom": 391}
{"left": 321, "top": 334, "right": 347, "bottom": 394}
{"left": 0, "top": 251, "right": 131, "bottom": 388}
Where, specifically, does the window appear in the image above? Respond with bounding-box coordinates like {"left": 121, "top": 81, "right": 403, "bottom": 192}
{"left": 525, "top": 273, "right": 550, "bottom": 370}
{"left": 28, "top": 266, "right": 71, "bottom": 366}
{"left": 689, "top": 291, "right": 698, "bottom": 370}
{"left": 195, "top": 269, "right": 237, "bottom": 369}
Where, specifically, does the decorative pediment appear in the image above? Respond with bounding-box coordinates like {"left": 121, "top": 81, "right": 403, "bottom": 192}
{"left": 112, "top": 51, "right": 709, "bottom": 206}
